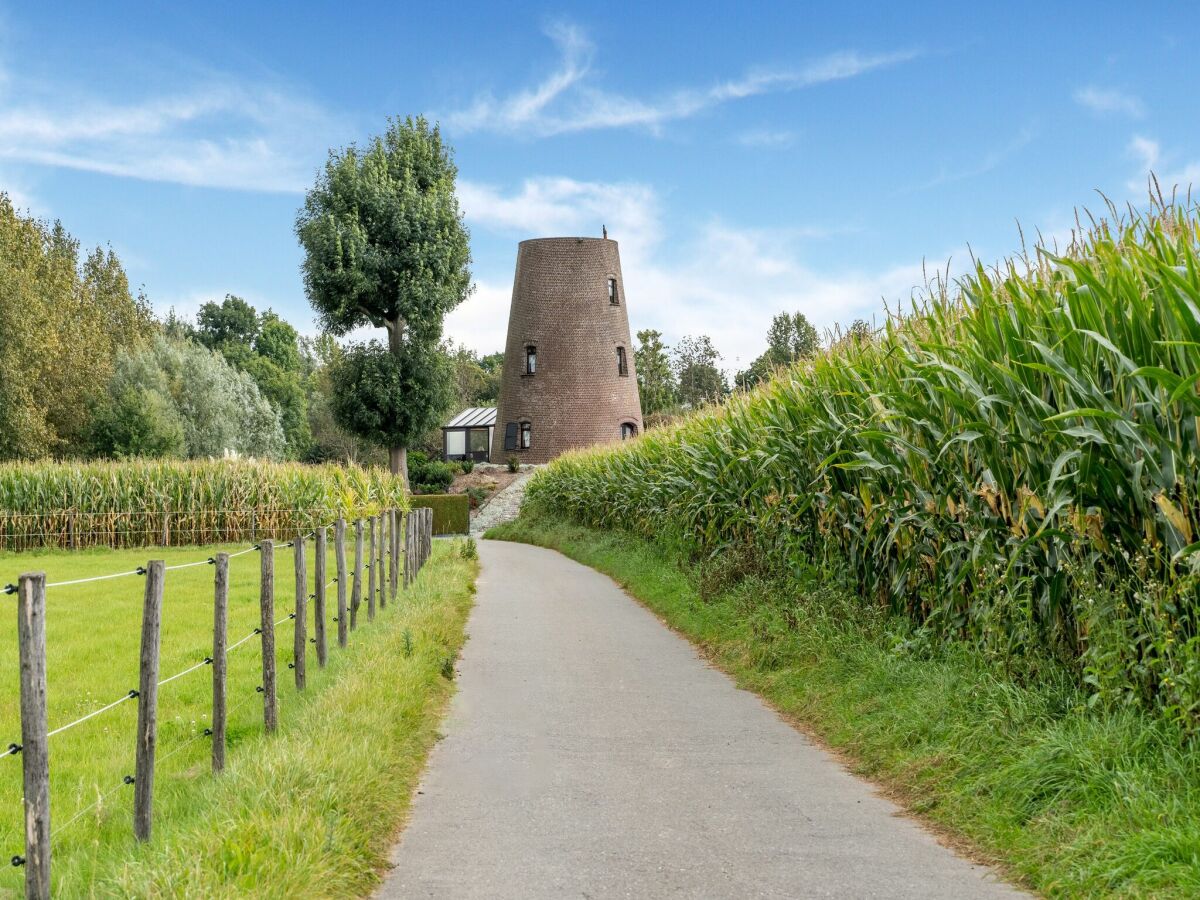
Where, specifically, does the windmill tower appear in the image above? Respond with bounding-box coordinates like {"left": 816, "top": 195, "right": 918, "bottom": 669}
{"left": 492, "top": 236, "right": 643, "bottom": 464}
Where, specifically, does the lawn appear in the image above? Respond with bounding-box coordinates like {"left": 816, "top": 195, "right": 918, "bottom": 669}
{"left": 0, "top": 535, "right": 475, "bottom": 896}
{"left": 489, "top": 515, "right": 1200, "bottom": 899}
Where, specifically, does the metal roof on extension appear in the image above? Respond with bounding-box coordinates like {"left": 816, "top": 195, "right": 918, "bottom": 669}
{"left": 444, "top": 407, "right": 497, "bottom": 429}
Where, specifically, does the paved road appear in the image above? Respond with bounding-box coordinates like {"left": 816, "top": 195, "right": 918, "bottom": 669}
{"left": 379, "top": 540, "right": 1023, "bottom": 899}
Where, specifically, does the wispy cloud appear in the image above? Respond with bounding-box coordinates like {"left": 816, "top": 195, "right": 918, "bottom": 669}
{"left": 899, "top": 126, "right": 1035, "bottom": 194}
{"left": 446, "top": 174, "right": 932, "bottom": 368}
{"left": 1074, "top": 86, "right": 1144, "bottom": 118}
{"left": 0, "top": 51, "right": 341, "bottom": 192}
{"left": 1126, "top": 134, "right": 1200, "bottom": 197}
{"left": 442, "top": 23, "right": 918, "bottom": 137}
{"left": 736, "top": 128, "right": 796, "bottom": 148}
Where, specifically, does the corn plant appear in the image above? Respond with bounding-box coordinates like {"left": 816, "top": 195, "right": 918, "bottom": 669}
{"left": 526, "top": 201, "right": 1200, "bottom": 727}
{"left": 0, "top": 459, "right": 407, "bottom": 550}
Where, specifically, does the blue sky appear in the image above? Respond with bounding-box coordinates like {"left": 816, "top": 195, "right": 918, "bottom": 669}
{"left": 1, "top": 1, "right": 1196, "bottom": 371}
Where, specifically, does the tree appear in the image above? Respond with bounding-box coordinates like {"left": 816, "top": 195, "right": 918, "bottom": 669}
{"left": 674, "top": 335, "right": 728, "bottom": 408}
{"left": 195, "top": 295, "right": 259, "bottom": 351}
{"left": 327, "top": 341, "right": 454, "bottom": 462}
{"left": 0, "top": 194, "right": 153, "bottom": 459}
{"left": 736, "top": 311, "right": 821, "bottom": 390}
{"left": 635, "top": 329, "right": 677, "bottom": 415}
{"left": 95, "top": 334, "right": 286, "bottom": 459}
{"left": 304, "top": 335, "right": 386, "bottom": 466}
{"left": 296, "top": 116, "right": 472, "bottom": 485}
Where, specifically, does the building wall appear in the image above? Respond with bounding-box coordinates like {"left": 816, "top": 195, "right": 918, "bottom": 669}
{"left": 492, "top": 237, "right": 644, "bottom": 464}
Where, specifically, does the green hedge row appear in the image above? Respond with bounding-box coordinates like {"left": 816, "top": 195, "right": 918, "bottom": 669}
{"left": 412, "top": 493, "right": 469, "bottom": 535}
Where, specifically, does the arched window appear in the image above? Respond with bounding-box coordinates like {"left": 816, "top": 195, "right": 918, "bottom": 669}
{"left": 621, "top": 422, "right": 638, "bottom": 440}
{"left": 525, "top": 345, "right": 537, "bottom": 374}
{"left": 616, "top": 346, "right": 628, "bottom": 376}
{"left": 520, "top": 421, "right": 532, "bottom": 449}
{"left": 608, "top": 277, "right": 619, "bottom": 305}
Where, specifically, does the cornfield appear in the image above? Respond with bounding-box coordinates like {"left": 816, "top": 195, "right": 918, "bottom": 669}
{"left": 527, "top": 201, "right": 1200, "bottom": 726}
{"left": 0, "top": 458, "right": 407, "bottom": 550}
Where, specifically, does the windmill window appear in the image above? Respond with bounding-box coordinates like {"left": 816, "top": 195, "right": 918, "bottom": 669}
{"left": 525, "top": 345, "right": 537, "bottom": 374}
{"left": 616, "top": 346, "right": 628, "bottom": 376}
{"left": 621, "top": 422, "right": 638, "bottom": 440}
{"left": 503, "top": 422, "right": 518, "bottom": 451}
{"left": 608, "top": 278, "right": 619, "bottom": 305}
{"left": 520, "top": 421, "right": 532, "bottom": 449}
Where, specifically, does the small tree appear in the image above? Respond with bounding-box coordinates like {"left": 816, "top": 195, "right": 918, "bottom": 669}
{"left": 674, "top": 334, "right": 728, "bottom": 408}
{"left": 635, "top": 329, "right": 677, "bottom": 415}
{"left": 296, "top": 116, "right": 471, "bottom": 485}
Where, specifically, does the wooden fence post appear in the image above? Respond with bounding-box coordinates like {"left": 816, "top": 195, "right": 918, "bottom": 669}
{"left": 335, "top": 518, "right": 348, "bottom": 648}
{"left": 293, "top": 534, "right": 307, "bottom": 691}
{"left": 212, "top": 553, "right": 228, "bottom": 773}
{"left": 67, "top": 511, "right": 76, "bottom": 551}
{"left": 16, "top": 572, "right": 50, "bottom": 899}
{"left": 314, "top": 526, "right": 327, "bottom": 667}
{"left": 402, "top": 512, "right": 411, "bottom": 589}
{"left": 367, "top": 517, "right": 377, "bottom": 622}
{"left": 389, "top": 509, "right": 398, "bottom": 601}
{"left": 377, "top": 513, "right": 385, "bottom": 611}
{"left": 133, "top": 560, "right": 164, "bottom": 842}
{"left": 259, "top": 541, "right": 278, "bottom": 732}
{"left": 351, "top": 520, "right": 363, "bottom": 630}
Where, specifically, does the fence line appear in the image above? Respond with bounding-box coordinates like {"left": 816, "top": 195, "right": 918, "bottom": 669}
{"left": 7, "top": 505, "right": 436, "bottom": 897}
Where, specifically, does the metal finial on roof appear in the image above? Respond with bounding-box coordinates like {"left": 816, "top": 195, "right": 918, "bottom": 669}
{"left": 602, "top": 224, "right": 608, "bottom": 239}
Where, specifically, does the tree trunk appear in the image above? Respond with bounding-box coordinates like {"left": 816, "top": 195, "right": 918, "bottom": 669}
{"left": 391, "top": 445, "right": 409, "bottom": 489}
{"left": 386, "top": 316, "right": 410, "bottom": 491}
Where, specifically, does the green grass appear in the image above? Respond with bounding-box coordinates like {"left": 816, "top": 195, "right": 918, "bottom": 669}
{"left": 0, "top": 537, "right": 474, "bottom": 897}
{"left": 489, "top": 515, "right": 1200, "bottom": 899}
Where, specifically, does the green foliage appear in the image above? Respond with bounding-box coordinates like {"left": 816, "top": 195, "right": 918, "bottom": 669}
{"left": 525, "top": 202, "right": 1200, "bottom": 729}
{"left": 406, "top": 450, "right": 455, "bottom": 493}
{"left": 465, "top": 485, "right": 489, "bottom": 508}
{"left": 673, "top": 334, "right": 727, "bottom": 408}
{"left": 507, "top": 456, "right": 520, "bottom": 473}
{"left": 297, "top": 116, "right": 472, "bottom": 471}
{"left": 88, "top": 384, "right": 186, "bottom": 459}
{"left": 460, "top": 535, "right": 478, "bottom": 560}
{"left": 194, "top": 295, "right": 313, "bottom": 459}
{"left": 330, "top": 341, "right": 454, "bottom": 456}
{"left": 0, "top": 193, "right": 153, "bottom": 459}
{"left": 92, "top": 333, "right": 286, "bottom": 460}
{"left": 635, "top": 329, "right": 678, "bottom": 416}
{"left": 736, "top": 311, "right": 820, "bottom": 389}
{"left": 413, "top": 493, "right": 470, "bottom": 535}
{"left": 459, "top": 458, "right": 475, "bottom": 474}
{"left": 0, "top": 458, "right": 407, "bottom": 550}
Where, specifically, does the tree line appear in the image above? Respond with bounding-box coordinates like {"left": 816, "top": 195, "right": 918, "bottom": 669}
{"left": 634, "top": 311, "right": 873, "bottom": 423}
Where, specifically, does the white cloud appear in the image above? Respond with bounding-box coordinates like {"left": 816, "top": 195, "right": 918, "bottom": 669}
{"left": 736, "top": 129, "right": 796, "bottom": 148}
{"left": 445, "top": 175, "right": 943, "bottom": 369}
{"left": 1074, "top": 86, "right": 1144, "bottom": 118}
{"left": 1126, "top": 135, "right": 1200, "bottom": 196}
{"left": 443, "top": 23, "right": 917, "bottom": 137}
{"left": 900, "top": 126, "right": 1035, "bottom": 193}
{"left": 0, "top": 51, "right": 340, "bottom": 192}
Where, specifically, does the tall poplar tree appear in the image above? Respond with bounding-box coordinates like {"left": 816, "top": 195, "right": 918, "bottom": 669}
{"left": 296, "top": 116, "right": 471, "bottom": 483}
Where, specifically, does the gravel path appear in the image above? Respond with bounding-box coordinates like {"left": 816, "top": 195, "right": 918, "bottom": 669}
{"left": 468, "top": 470, "right": 535, "bottom": 535}
{"left": 378, "top": 540, "right": 1024, "bottom": 899}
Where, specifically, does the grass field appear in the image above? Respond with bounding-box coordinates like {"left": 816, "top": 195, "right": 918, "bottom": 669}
{"left": 0, "top": 535, "right": 474, "bottom": 896}
{"left": 489, "top": 515, "right": 1200, "bottom": 899}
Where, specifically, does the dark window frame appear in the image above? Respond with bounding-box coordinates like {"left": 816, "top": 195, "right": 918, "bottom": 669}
{"left": 621, "top": 422, "right": 638, "bottom": 440}
{"left": 608, "top": 277, "right": 619, "bottom": 305}
{"left": 519, "top": 421, "right": 532, "bottom": 450}
{"left": 524, "top": 344, "right": 537, "bottom": 375}
{"left": 616, "top": 345, "right": 628, "bottom": 377}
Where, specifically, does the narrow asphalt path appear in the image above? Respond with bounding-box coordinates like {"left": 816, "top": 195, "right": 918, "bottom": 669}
{"left": 379, "top": 540, "right": 1023, "bottom": 899}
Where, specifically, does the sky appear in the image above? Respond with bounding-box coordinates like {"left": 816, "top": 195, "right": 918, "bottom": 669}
{"left": 1, "top": 1, "right": 1197, "bottom": 373}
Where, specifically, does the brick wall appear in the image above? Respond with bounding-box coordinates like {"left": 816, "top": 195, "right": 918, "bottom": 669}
{"left": 492, "top": 237, "right": 644, "bottom": 464}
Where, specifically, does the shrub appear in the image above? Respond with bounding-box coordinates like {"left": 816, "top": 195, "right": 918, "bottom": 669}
{"left": 465, "top": 486, "right": 490, "bottom": 509}
{"left": 507, "top": 456, "right": 520, "bottom": 473}
{"left": 407, "top": 451, "right": 455, "bottom": 493}
{"left": 459, "top": 459, "right": 475, "bottom": 474}
{"left": 460, "top": 536, "right": 478, "bottom": 560}
{"left": 524, "top": 202, "right": 1200, "bottom": 728}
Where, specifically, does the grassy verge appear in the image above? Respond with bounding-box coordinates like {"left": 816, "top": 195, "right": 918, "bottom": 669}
{"left": 488, "top": 516, "right": 1200, "bottom": 899}
{"left": 0, "top": 539, "right": 475, "bottom": 897}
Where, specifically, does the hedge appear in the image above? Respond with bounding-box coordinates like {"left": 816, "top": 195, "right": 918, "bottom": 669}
{"left": 412, "top": 493, "right": 469, "bottom": 535}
